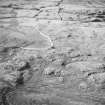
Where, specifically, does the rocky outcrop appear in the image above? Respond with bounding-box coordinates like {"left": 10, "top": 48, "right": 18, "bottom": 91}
{"left": 0, "top": 0, "right": 105, "bottom": 105}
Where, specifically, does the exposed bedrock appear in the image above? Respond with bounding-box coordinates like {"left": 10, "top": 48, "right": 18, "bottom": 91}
{"left": 0, "top": 0, "right": 105, "bottom": 105}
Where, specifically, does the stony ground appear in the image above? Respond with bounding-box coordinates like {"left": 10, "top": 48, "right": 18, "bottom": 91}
{"left": 0, "top": 0, "right": 105, "bottom": 105}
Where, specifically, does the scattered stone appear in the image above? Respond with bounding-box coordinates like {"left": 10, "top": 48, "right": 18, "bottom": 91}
{"left": 0, "top": 0, "right": 105, "bottom": 105}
